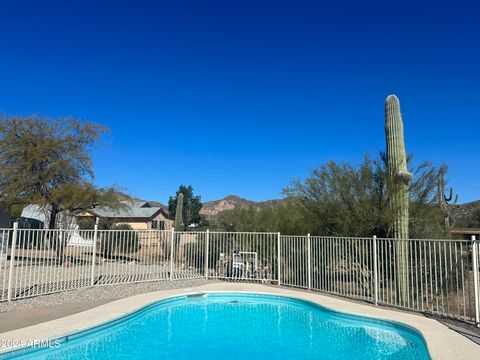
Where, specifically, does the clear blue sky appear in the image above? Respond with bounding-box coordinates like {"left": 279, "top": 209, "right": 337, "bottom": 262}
{"left": 0, "top": 1, "right": 478, "bottom": 203}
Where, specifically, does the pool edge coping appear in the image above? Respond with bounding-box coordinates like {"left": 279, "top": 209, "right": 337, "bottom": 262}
{"left": 0, "top": 290, "right": 431, "bottom": 359}
{"left": 0, "top": 283, "right": 477, "bottom": 359}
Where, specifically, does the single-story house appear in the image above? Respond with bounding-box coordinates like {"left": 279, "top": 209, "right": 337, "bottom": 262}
{"left": 77, "top": 201, "right": 173, "bottom": 231}
{"left": 20, "top": 201, "right": 173, "bottom": 231}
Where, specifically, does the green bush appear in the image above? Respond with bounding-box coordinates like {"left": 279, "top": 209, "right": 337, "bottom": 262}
{"left": 98, "top": 223, "right": 140, "bottom": 258}
{"left": 77, "top": 217, "right": 115, "bottom": 231}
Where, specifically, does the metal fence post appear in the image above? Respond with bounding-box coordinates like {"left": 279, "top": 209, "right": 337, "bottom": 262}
{"left": 277, "top": 232, "right": 281, "bottom": 285}
{"left": 169, "top": 227, "right": 175, "bottom": 281}
{"left": 204, "top": 229, "right": 209, "bottom": 278}
{"left": 7, "top": 222, "right": 18, "bottom": 302}
{"left": 90, "top": 218, "right": 99, "bottom": 287}
{"left": 307, "top": 233, "right": 312, "bottom": 290}
{"left": 373, "top": 235, "right": 378, "bottom": 305}
{"left": 472, "top": 235, "right": 479, "bottom": 326}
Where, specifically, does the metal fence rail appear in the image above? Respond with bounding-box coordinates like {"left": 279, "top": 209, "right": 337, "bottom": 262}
{"left": 207, "top": 231, "right": 278, "bottom": 281}
{"left": 376, "top": 237, "right": 477, "bottom": 323}
{"left": 0, "top": 228, "right": 14, "bottom": 301}
{"left": 94, "top": 229, "right": 173, "bottom": 285}
{"left": 1, "top": 226, "right": 95, "bottom": 301}
{"left": 280, "top": 235, "right": 309, "bottom": 289}
{"left": 309, "top": 236, "right": 374, "bottom": 302}
{"left": 171, "top": 231, "right": 206, "bottom": 280}
{"left": 0, "top": 224, "right": 478, "bottom": 326}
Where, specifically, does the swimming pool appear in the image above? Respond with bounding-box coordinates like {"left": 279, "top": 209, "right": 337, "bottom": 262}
{"left": 2, "top": 292, "right": 430, "bottom": 359}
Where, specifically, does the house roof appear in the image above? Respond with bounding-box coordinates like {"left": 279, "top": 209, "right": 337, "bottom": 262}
{"left": 21, "top": 205, "right": 49, "bottom": 223}
{"left": 141, "top": 201, "right": 168, "bottom": 210}
{"left": 20, "top": 205, "right": 76, "bottom": 228}
{"left": 22, "top": 201, "right": 170, "bottom": 224}
{"left": 87, "top": 201, "right": 168, "bottom": 219}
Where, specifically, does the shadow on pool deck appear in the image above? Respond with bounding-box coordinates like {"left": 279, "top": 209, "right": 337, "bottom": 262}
{"left": 0, "top": 299, "right": 119, "bottom": 332}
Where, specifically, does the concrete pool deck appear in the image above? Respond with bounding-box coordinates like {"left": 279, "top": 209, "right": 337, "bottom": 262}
{"left": 0, "top": 282, "right": 478, "bottom": 359}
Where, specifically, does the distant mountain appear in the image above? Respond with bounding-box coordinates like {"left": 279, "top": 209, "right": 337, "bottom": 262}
{"left": 114, "top": 191, "right": 285, "bottom": 218}
{"left": 113, "top": 190, "right": 142, "bottom": 202}
{"left": 113, "top": 191, "right": 168, "bottom": 210}
{"left": 117, "top": 189, "right": 479, "bottom": 223}
{"left": 200, "top": 195, "right": 287, "bottom": 217}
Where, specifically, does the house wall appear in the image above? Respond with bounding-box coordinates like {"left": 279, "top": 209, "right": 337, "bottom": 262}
{"left": 151, "top": 212, "right": 173, "bottom": 230}
{"left": 116, "top": 220, "right": 149, "bottom": 230}
{"left": 76, "top": 215, "right": 172, "bottom": 231}
{"left": 115, "top": 214, "right": 172, "bottom": 231}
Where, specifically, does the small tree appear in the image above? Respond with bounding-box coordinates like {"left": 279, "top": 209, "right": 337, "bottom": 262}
{"left": 0, "top": 116, "right": 122, "bottom": 264}
{"left": 0, "top": 116, "right": 120, "bottom": 229}
{"left": 168, "top": 185, "right": 206, "bottom": 230}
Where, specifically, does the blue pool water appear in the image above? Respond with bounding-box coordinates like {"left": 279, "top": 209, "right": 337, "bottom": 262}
{"left": 3, "top": 293, "right": 430, "bottom": 360}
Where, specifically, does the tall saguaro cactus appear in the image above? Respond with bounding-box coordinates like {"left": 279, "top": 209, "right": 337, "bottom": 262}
{"left": 438, "top": 169, "right": 458, "bottom": 237}
{"left": 385, "top": 95, "right": 413, "bottom": 305}
{"left": 174, "top": 192, "right": 184, "bottom": 231}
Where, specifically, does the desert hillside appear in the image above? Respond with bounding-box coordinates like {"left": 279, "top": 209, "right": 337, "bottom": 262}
{"left": 200, "top": 195, "right": 286, "bottom": 217}
{"left": 452, "top": 200, "right": 480, "bottom": 220}
{"left": 119, "top": 190, "right": 479, "bottom": 223}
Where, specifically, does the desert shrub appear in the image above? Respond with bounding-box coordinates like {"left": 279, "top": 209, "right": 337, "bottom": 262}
{"left": 98, "top": 223, "right": 140, "bottom": 258}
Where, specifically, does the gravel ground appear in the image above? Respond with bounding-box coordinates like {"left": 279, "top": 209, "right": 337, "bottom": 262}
{"left": 0, "top": 279, "right": 216, "bottom": 313}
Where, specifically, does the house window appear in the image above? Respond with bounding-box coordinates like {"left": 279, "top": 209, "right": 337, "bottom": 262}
{"left": 151, "top": 220, "right": 165, "bottom": 230}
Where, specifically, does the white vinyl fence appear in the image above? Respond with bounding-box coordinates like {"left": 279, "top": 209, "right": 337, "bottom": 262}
{"left": 0, "top": 224, "right": 479, "bottom": 326}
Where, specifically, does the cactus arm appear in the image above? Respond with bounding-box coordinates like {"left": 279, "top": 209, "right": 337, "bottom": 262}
{"left": 443, "top": 187, "right": 458, "bottom": 205}
{"left": 398, "top": 170, "right": 413, "bottom": 183}
{"left": 445, "top": 187, "right": 453, "bottom": 202}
